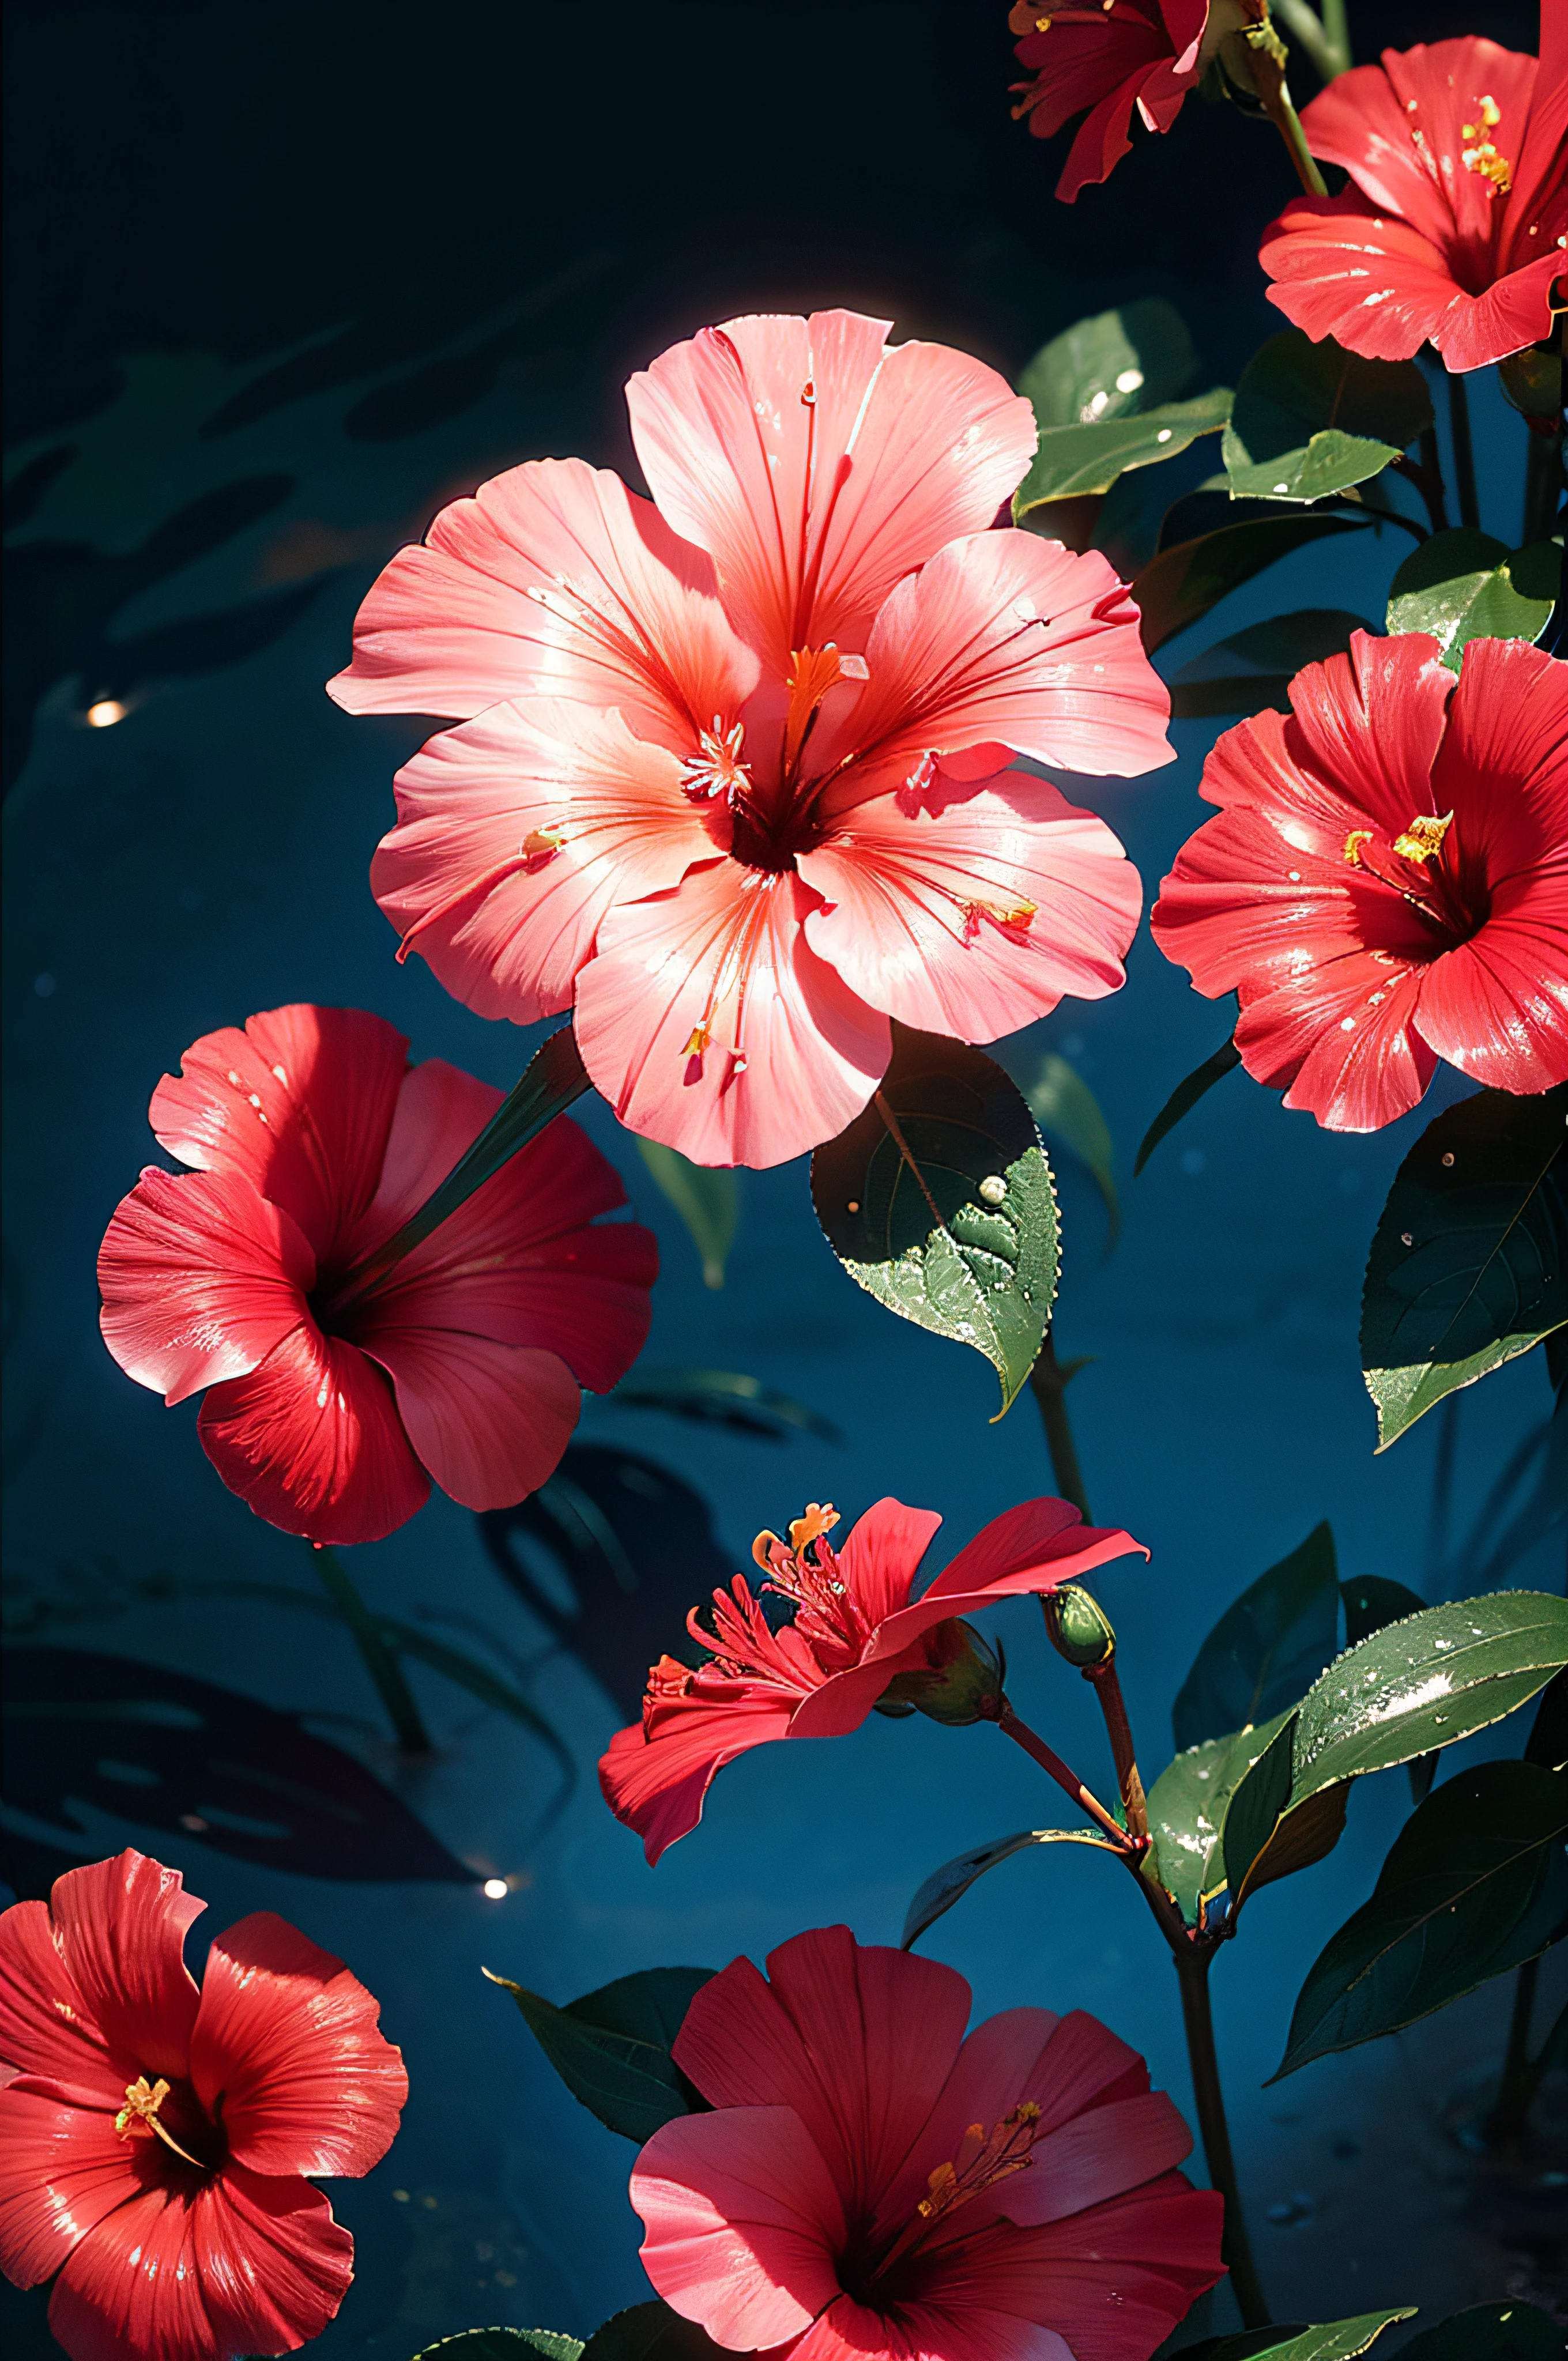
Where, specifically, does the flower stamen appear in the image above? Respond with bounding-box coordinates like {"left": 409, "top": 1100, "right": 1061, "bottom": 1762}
{"left": 1461, "top": 96, "right": 1512, "bottom": 193}
{"left": 679, "top": 719, "right": 751, "bottom": 806}
{"left": 115, "top": 2075, "right": 208, "bottom": 2170}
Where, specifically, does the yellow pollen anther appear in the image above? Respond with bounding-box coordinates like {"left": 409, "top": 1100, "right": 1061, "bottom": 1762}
{"left": 522, "top": 826, "right": 564, "bottom": 858}
{"left": 1461, "top": 99, "right": 1511, "bottom": 191}
{"left": 1392, "top": 810, "right": 1453, "bottom": 862}
{"left": 787, "top": 1501, "right": 840, "bottom": 1555}
{"left": 1343, "top": 829, "right": 1373, "bottom": 867}
{"left": 115, "top": 2076, "right": 207, "bottom": 2170}
{"left": 683, "top": 1022, "right": 712, "bottom": 1058}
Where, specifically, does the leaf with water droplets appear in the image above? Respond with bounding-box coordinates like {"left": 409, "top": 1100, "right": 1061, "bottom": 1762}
{"left": 1143, "top": 1711, "right": 1293, "bottom": 1926}
{"left": 1386, "top": 527, "right": 1559, "bottom": 669}
{"left": 1223, "top": 331, "right": 1431, "bottom": 503}
{"left": 1177, "top": 2311, "right": 1416, "bottom": 2361}
{"left": 412, "top": 2336, "right": 586, "bottom": 2361}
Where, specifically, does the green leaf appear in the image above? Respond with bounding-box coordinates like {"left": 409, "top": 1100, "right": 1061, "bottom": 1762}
{"left": 1397, "top": 2302, "right": 1565, "bottom": 2361}
{"left": 1169, "top": 608, "right": 1374, "bottom": 720}
{"left": 811, "top": 1027, "right": 1058, "bottom": 1419}
{"left": 486, "top": 1964, "right": 715, "bottom": 2142}
{"left": 1223, "top": 331, "right": 1432, "bottom": 503}
{"left": 1173, "top": 1522, "right": 1340, "bottom": 1750}
{"left": 1131, "top": 510, "right": 1374, "bottom": 653}
{"left": 1018, "top": 299, "right": 1198, "bottom": 426}
{"left": 581, "top": 2305, "right": 729, "bottom": 2361}
{"left": 1022, "top": 1053, "right": 1119, "bottom": 1249}
{"left": 1016, "top": 390, "right": 1232, "bottom": 512}
{"left": 1274, "top": 1759, "right": 1568, "bottom": 2077}
{"left": 635, "top": 1141, "right": 740, "bottom": 1289}
{"left": 1385, "top": 528, "right": 1559, "bottom": 669}
{"left": 1222, "top": 1713, "right": 1350, "bottom": 1915}
{"left": 1178, "top": 2314, "right": 1416, "bottom": 2361}
{"left": 1360, "top": 1084, "right": 1568, "bottom": 1450}
{"left": 1290, "top": 1591, "right": 1568, "bottom": 1802}
{"left": 901, "top": 1827, "right": 1121, "bottom": 1949}
{"left": 411, "top": 2337, "right": 585, "bottom": 2361}
{"left": 610, "top": 1367, "right": 842, "bottom": 1443}
{"left": 1134, "top": 1032, "right": 1241, "bottom": 1175}
{"left": 1340, "top": 1575, "right": 1427, "bottom": 1647}
{"left": 1144, "top": 1711, "right": 1292, "bottom": 1925}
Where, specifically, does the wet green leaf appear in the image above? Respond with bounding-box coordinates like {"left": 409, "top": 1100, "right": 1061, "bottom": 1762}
{"left": 635, "top": 1141, "right": 739, "bottom": 1289}
{"left": 1018, "top": 299, "right": 1198, "bottom": 425}
{"left": 486, "top": 1966, "right": 715, "bottom": 2142}
{"left": 1178, "top": 2313, "right": 1416, "bottom": 2361}
{"left": 581, "top": 2306, "right": 729, "bottom": 2361}
{"left": 1222, "top": 1713, "right": 1350, "bottom": 1915}
{"left": 811, "top": 1028, "right": 1058, "bottom": 1419}
{"left": 1132, "top": 510, "right": 1373, "bottom": 653}
{"left": 1022, "top": 1052, "right": 1119, "bottom": 1249}
{"left": 1274, "top": 1760, "right": 1568, "bottom": 2077}
{"left": 610, "top": 1367, "right": 841, "bottom": 1443}
{"left": 1223, "top": 332, "right": 1431, "bottom": 503}
{"left": 1134, "top": 1032, "right": 1241, "bottom": 1175}
{"left": 412, "top": 2337, "right": 585, "bottom": 2361}
{"left": 1397, "top": 2301, "right": 1565, "bottom": 2361}
{"left": 1169, "top": 608, "right": 1374, "bottom": 719}
{"left": 1361, "top": 1085, "right": 1568, "bottom": 1450}
{"left": 1173, "top": 1522, "right": 1340, "bottom": 1750}
{"left": 1385, "top": 529, "right": 1559, "bottom": 669}
{"left": 1290, "top": 1592, "right": 1568, "bottom": 1802}
{"left": 900, "top": 1827, "right": 1120, "bottom": 1950}
{"left": 1144, "top": 1712, "right": 1292, "bottom": 1925}
{"left": 1016, "top": 391, "right": 1233, "bottom": 512}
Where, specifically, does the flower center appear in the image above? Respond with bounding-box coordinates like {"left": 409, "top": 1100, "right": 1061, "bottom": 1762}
{"left": 1460, "top": 95, "right": 1512, "bottom": 195}
{"left": 115, "top": 2074, "right": 213, "bottom": 2171}
{"left": 838, "top": 2102, "right": 1046, "bottom": 2305}
{"left": 1341, "top": 808, "right": 1484, "bottom": 945}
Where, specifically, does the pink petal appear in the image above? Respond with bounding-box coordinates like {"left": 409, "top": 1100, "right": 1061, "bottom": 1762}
{"left": 598, "top": 1694, "right": 799, "bottom": 1866}
{"left": 48, "top": 2162, "right": 353, "bottom": 2361}
{"left": 98, "top": 1167, "right": 315, "bottom": 1408}
{"left": 997, "top": 2094, "right": 1194, "bottom": 2228}
{"left": 0, "top": 2081, "right": 148, "bottom": 2288}
{"left": 187, "top": 1913, "right": 406, "bottom": 2179}
{"left": 146, "top": 1006, "right": 408, "bottom": 1267}
{"left": 370, "top": 700, "right": 722, "bottom": 1027}
{"left": 794, "top": 2300, "right": 1072, "bottom": 2361}
{"left": 626, "top": 311, "right": 1035, "bottom": 673}
{"left": 1509, "top": 8, "right": 1568, "bottom": 240}
{"left": 801, "top": 774, "right": 1141, "bottom": 1040}
{"left": 328, "top": 455, "right": 757, "bottom": 746}
{"left": 870, "top": 1502, "right": 1147, "bottom": 1663}
{"left": 363, "top": 1329, "right": 582, "bottom": 1511}
{"left": 48, "top": 1855, "right": 203, "bottom": 2087}
{"left": 783, "top": 1660, "right": 913, "bottom": 1742}
{"left": 873, "top": 2007, "right": 1063, "bottom": 2238}
{"left": 937, "top": 2178, "right": 1225, "bottom": 2344}
{"left": 197, "top": 1323, "right": 431, "bottom": 1545}
{"left": 574, "top": 862, "right": 891, "bottom": 1168}
{"left": 632, "top": 2103, "right": 846, "bottom": 2349}
{"left": 0, "top": 1898, "right": 121, "bottom": 2100}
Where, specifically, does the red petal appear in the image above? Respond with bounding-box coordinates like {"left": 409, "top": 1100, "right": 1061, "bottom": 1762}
{"left": 98, "top": 1168, "right": 314, "bottom": 1408}
{"left": 836, "top": 1498, "right": 945, "bottom": 1630}
{"left": 0, "top": 2081, "right": 148, "bottom": 2287}
{"left": 48, "top": 1855, "right": 202, "bottom": 2086}
{"left": 364, "top": 1330, "right": 582, "bottom": 1511}
{"left": 1246, "top": 949, "right": 1437, "bottom": 1131}
{"left": 187, "top": 1913, "right": 405, "bottom": 2179}
{"left": 870, "top": 1501, "right": 1147, "bottom": 1662}
{"left": 0, "top": 1898, "right": 120, "bottom": 2100}
{"left": 1260, "top": 192, "right": 1460, "bottom": 363}
{"left": 197, "top": 1325, "right": 429, "bottom": 1545}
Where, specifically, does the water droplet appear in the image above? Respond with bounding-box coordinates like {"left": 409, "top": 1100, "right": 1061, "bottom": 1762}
{"left": 1401, "top": 1231, "right": 1414, "bottom": 1246}
{"left": 979, "top": 1174, "right": 1008, "bottom": 1206}
{"left": 1441, "top": 1151, "right": 1455, "bottom": 1166}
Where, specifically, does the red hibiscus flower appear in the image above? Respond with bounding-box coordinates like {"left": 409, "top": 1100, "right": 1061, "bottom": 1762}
{"left": 1149, "top": 632, "right": 1568, "bottom": 1131}
{"left": 1259, "top": 26, "right": 1568, "bottom": 370}
{"left": 600, "top": 1495, "right": 1147, "bottom": 1862}
{"left": 1009, "top": 1, "right": 1209, "bottom": 203}
{"left": 328, "top": 309, "right": 1173, "bottom": 1168}
{"left": 0, "top": 1850, "right": 406, "bottom": 2361}
{"left": 98, "top": 1004, "right": 656, "bottom": 1544}
{"left": 631, "top": 1924, "right": 1224, "bottom": 2361}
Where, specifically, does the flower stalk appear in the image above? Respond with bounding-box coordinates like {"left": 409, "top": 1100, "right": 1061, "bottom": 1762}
{"left": 1085, "top": 1658, "right": 1149, "bottom": 1844}
{"left": 1029, "top": 1334, "right": 1091, "bottom": 1521}
{"left": 1173, "top": 1944, "right": 1271, "bottom": 2329}
{"left": 1242, "top": 9, "right": 1328, "bottom": 196}
{"left": 996, "top": 1701, "right": 1130, "bottom": 1848}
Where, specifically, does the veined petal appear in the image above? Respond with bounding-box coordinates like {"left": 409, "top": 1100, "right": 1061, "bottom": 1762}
{"left": 371, "top": 700, "right": 718, "bottom": 1027}
{"left": 833, "top": 1498, "right": 945, "bottom": 1630}
{"left": 364, "top": 1330, "right": 582, "bottom": 1511}
{"left": 598, "top": 1695, "right": 800, "bottom": 1866}
{"left": 146, "top": 1006, "right": 407, "bottom": 1266}
{"left": 188, "top": 1913, "right": 406, "bottom": 2179}
{"left": 801, "top": 774, "right": 1141, "bottom": 1041}
{"left": 0, "top": 1897, "right": 120, "bottom": 2099}
{"left": 197, "top": 1324, "right": 430, "bottom": 1545}
{"left": 574, "top": 863, "right": 891, "bottom": 1168}
{"left": 1301, "top": 39, "right": 1538, "bottom": 255}
{"left": 872, "top": 1501, "right": 1147, "bottom": 1663}
{"left": 46, "top": 1855, "right": 203, "bottom": 2087}
{"left": 0, "top": 2083, "right": 150, "bottom": 2288}
{"left": 1428, "top": 249, "right": 1563, "bottom": 373}
{"left": 1260, "top": 193, "right": 1464, "bottom": 362}
{"left": 328, "top": 455, "right": 757, "bottom": 747}
{"left": 98, "top": 1167, "right": 315, "bottom": 1408}
{"left": 1246, "top": 949, "right": 1438, "bottom": 1131}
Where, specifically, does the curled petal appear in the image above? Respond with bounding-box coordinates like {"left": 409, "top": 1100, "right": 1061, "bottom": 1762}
{"left": 364, "top": 1330, "right": 582, "bottom": 1511}
{"left": 598, "top": 1695, "right": 799, "bottom": 1867}
{"left": 46, "top": 1854, "right": 203, "bottom": 2087}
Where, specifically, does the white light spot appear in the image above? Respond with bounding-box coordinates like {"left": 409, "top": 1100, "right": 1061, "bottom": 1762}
{"left": 1115, "top": 368, "right": 1144, "bottom": 394}
{"left": 86, "top": 699, "right": 127, "bottom": 729}
{"left": 1341, "top": 1016, "right": 1356, "bottom": 1031}
{"left": 272, "top": 1065, "right": 288, "bottom": 1083}
{"left": 1156, "top": 428, "right": 1174, "bottom": 443}
{"left": 1287, "top": 870, "right": 1302, "bottom": 882}
{"left": 1086, "top": 388, "right": 1111, "bottom": 420}
{"left": 483, "top": 1877, "right": 509, "bottom": 1900}
{"left": 1273, "top": 481, "right": 1291, "bottom": 493}
{"left": 978, "top": 1174, "right": 1008, "bottom": 1206}
{"left": 316, "top": 1386, "right": 330, "bottom": 1408}
{"left": 248, "top": 1093, "right": 263, "bottom": 1108}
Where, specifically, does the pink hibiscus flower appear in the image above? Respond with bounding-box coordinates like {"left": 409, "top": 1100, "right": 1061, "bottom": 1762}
{"left": 328, "top": 310, "right": 1173, "bottom": 1167}
{"left": 98, "top": 1004, "right": 656, "bottom": 1543}
{"left": 600, "top": 1495, "right": 1147, "bottom": 1863}
{"left": 632, "top": 1924, "right": 1224, "bottom": 2361}
{"left": 1149, "top": 632, "right": 1568, "bottom": 1131}
{"left": 0, "top": 1850, "right": 406, "bottom": 2361}
{"left": 1259, "top": 27, "right": 1568, "bottom": 370}
{"left": 1009, "top": 1, "right": 1210, "bottom": 202}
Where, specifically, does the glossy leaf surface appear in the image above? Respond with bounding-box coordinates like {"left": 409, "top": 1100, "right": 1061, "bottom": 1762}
{"left": 812, "top": 1028, "right": 1058, "bottom": 1417}
{"left": 1397, "top": 2303, "right": 1565, "bottom": 2361}
{"left": 1386, "top": 529, "right": 1559, "bottom": 669}
{"left": 1340, "top": 1575, "right": 1426, "bottom": 1647}
{"left": 1361, "top": 1086, "right": 1568, "bottom": 1450}
{"left": 1023, "top": 1051, "right": 1119, "bottom": 1248}
{"left": 1132, "top": 509, "right": 1373, "bottom": 653}
{"left": 1018, "top": 299, "right": 1198, "bottom": 424}
{"left": 1223, "top": 332, "right": 1431, "bottom": 502}
{"left": 636, "top": 1140, "right": 739, "bottom": 1289}
{"left": 1275, "top": 1760, "right": 1568, "bottom": 2077}
{"left": 412, "top": 2337, "right": 585, "bottom": 2361}
{"left": 1145, "top": 1712, "right": 1291, "bottom": 1925}
{"left": 1173, "top": 1522, "right": 1340, "bottom": 1751}
{"left": 1134, "top": 1032, "right": 1241, "bottom": 1175}
{"left": 1291, "top": 1592, "right": 1568, "bottom": 1801}
{"left": 581, "top": 2306, "right": 729, "bottom": 2361}
{"left": 1169, "top": 608, "right": 1373, "bottom": 719}
{"left": 901, "top": 1826, "right": 1119, "bottom": 1949}
{"left": 1179, "top": 2314, "right": 1416, "bottom": 2361}
{"left": 1016, "top": 390, "right": 1232, "bottom": 512}
{"left": 488, "top": 1965, "right": 715, "bottom": 2142}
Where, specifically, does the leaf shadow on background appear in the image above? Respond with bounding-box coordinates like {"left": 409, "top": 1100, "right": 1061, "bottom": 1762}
{"left": 1, "top": 1646, "right": 475, "bottom": 1900}
{"left": 1172, "top": 1522, "right": 1340, "bottom": 1751}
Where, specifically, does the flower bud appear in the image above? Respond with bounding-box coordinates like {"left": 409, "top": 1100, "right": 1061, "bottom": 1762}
{"left": 1043, "top": 1583, "right": 1116, "bottom": 1670}
{"left": 877, "top": 1620, "right": 1004, "bottom": 1726}
{"left": 1498, "top": 344, "right": 1563, "bottom": 423}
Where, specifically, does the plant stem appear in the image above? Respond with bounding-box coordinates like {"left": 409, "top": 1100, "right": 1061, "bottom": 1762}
{"left": 1029, "top": 1334, "right": 1090, "bottom": 1519}
{"left": 1523, "top": 422, "right": 1564, "bottom": 548}
{"left": 311, "top": 1545, "right": 433, "bottom": 1756}
{"left": 1244, "top": 20, "right": 1328, "bottom": 196}
{"left": 996, "top": 1702, "right": 1129, "bottom": 1847}
{"left": 1269, "top": 0, "right": 1334, "bottom": 83}
{"left": 1484, "top": 1956, "right": 1542, "bottom": 2151}
{"left": 1317, "top": 0, "right": 1351, "bottom": 72}
{"left": 1447, "top": 371, "right": 1481, "bottom": 530}
{"left": 1394, "top": 429, "right": 1449, "bottom": 534}
{"left": 1085, "top": 1660, "right": 1149, "bottom": 1843}
{"left": 1174, "top": 1946, "right": 1271, "bottom": 2329}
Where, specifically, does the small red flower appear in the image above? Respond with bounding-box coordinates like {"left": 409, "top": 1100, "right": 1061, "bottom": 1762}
{"left": 631, "top": 1924, "right": 1224, "bottom": 2361}
{"left": 97, "top": 1004, "right": 657, "bottom": 1543}
{"left": 0, "top": 1850, "right": 406, "bottom": 2361}
{"left": 1149, "top": 632, "right": 1568, "bottom": 1131}
{"left": 1259, "top": 27, "right": 1568, "bottom": 371}
{"left": 1009, "top": 0, "right": 1209, "bottom": 203}
{"left": 600, "top": 1495, "right": 1147, "bottom": 1862}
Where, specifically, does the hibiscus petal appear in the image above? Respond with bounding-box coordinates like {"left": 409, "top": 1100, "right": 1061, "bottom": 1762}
{"left": 943, "top": 2177, "right": 1225, "bottom": 2334}
{"left": 98, "top": 1167, "right": 315, "bottom": 1408}
{"left": 363, "top": 1330, "right": 581, "bottom": 1511}
{"left": 370, "top": 700, "right": 721, "bottom": 1027}
{"left": 795, "top": 2299, "right": 1073, "bottom": 2361}
{"left": 574, "top": 863, "right": 891, "bottom": 1168}
{"left": 328, "top": 455, "right": 757, "bottom": 745}
{"left": 598, "top": 1694, "right": 799, "bottom": 1866}
{"left": 1260, "top": 191, "right": 1463, "bottom": 362}
{"left": 801, "top": 774, "right": 1141, "bottom": 1040}
{"left": 0, "top": 2081, "right": 148, "bottom": 2287}
{"left": 832, "top": 1498, "right": 945, "bottom": 1630}
{"left": 1247, "top": 948, "right": 1438, "bottom": 1132}
{"left": 146, "top": 1006, "right": 407, "bottom": 1267}
{"left": 998, "top": 2093, "right": 1194, "bottom": 2228}
{"left": 813, "top": 533, "right": 1172, "bottom": 798}
{"left": 1430, "top": 251, "right": 1565, "bottom": 374}
{"left": 197, "top": 1325, "right": 430, "bottom": 1545}
{"left": 187, "top": 1913, "right": 406, "bottom": 2179}
{"left": 0, "top": 1898, "right": 120, "bottom": 2099}
{"left": 47, "top": 1855, "right": 203, "bottom": 2086}
{"left": 870, "top": 1501, "right": 1147, "bottom": 1664}
{"left": 1302, "top": 39, "right": 1539, "bottom": 254}
{"left": 632, "top": 2103, "right": 847, "bottom": 2349}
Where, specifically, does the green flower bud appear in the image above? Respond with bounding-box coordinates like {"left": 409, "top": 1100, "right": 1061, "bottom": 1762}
{"left": 1043, "top": 1583, "right": 1116, "bottom": 1670}
{"left": 878, "top": 1620, "right": 1004, "bottom": 1727}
